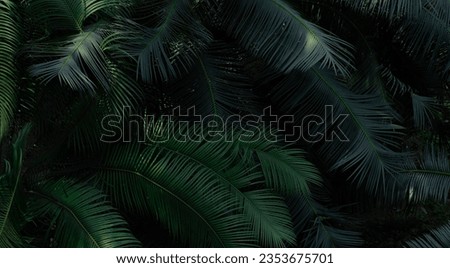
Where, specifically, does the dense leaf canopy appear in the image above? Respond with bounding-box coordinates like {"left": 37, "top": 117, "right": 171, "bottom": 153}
{"left": 0, "top": 0, "right": 449, "bottom": 247}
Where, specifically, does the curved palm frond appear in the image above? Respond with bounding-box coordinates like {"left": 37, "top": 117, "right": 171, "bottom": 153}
{"left": 28, "top": 0, "right": 86, "bottom": 31}
{"left": 237, "top": 138, "right": 322, "bottom": 196}
{"left": 29, "top": 24, "right": 110, "bottom": 92}
{"left": 378, "top": 65, "right": 441, "bottom": 130}
{"left": 216, "top": 0, "right": 353, "bottom": 76}
{"left": 272, "top": 68, "right": 406, "bottom": 196}
{"left": 380, "top": 66, "right": 414, "bottom": 95}
{"left": 95, "top": 143, "right": 253, "bottom": 247}
{"left": 233, "top": 131, "right": 361, "bottom": 247}
{"left": 28, "top": 0, "right": 130, "bottom": 31}
{"left": 411, "top": 93, "right": 440, "bottom": 129}
{"left": 0, "top": 124, "right": 31, "bottom": 247}
{"left": 288, "top": 195, "right": 362, "bottom": 248}
{"left": 0, "top": 0, "right": 20, "bottom": 141}
{"left": 102, "top": 60, "right": 143, "bottom": 114}
{"left": 398, "top": 1, "right": 450, "bottom": 54}
{"left": 105, "top": 0, "right": 212, "bottom": 83}
{"left": 304, "top": 218, "right": 362, "bottom": 248}
{"left": 402, "top": 146, "right": 450, "bottom": 202}
{"left": 338, "top": 0, "right": 449, "bottom": 74}
{"left": 405, "top": 221, "right": 450, "bottom": 248}
{"left": 94, "top": 121, "right": 297, "bottom": 247}
{"left": 63, "top": 60, "right": 143, "bottom": 152}
{"left": 29, "top": 179, "right": 141, "bottom": 247}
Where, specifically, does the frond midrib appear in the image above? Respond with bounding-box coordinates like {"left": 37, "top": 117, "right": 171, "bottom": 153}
{"left": 28, "top": 190, "right": 101, "bottom": 248}
{"left": 311, "top": 68, "right": 385, "bottom": 167}
{"left": 98, "top": 166, "right": 226, "bottom": 247}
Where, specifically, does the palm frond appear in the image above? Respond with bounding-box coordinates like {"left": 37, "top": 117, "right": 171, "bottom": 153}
{"left": 405, "top": 221, "right": 450, "bottom": 248}
{"left": 233, "top": 130, "right": 361, "bottom": 247}
{"left": 105, "top": 0, "right": 212, "bottom": 82}
{"left": 29, "top": 179, "right": 141, "bottom": 247}
{"left": 219, "top": 0, "right": 354, "bottom": 76}
{"left": 380, "top": 66, "right": 413, "bottom": 95}
{"left": 0, "top": 0, "right": 20, "bottom": 141}
{"left": 272, "top": 68, "right": 406, "bottom": 196}
{"left": 101, "top": 60, "right": 143, "bottom": 114}
{"left": 379, "top": 65, "right": 441, "bottom": 129}
{"left": 304, "top": 218, "right": 362, "bottom": 248}
{"left": 30, "top": 24, "right": 110, "bottom": 92}
{"left": 94, "top": 122, "right": 297, "bottom": 247}
{"left": 28, "top": 0, "right": 129, "bottom": 31}
{"left": 397, "top": 1, "right": 450, "bottom": 55}
{"left": 237, "top": 138, "right": 322, "bottom": 196}
{"left": 288, "top": 195, "right": 362, "bottom": 248}
{"left": 95, "top": 143, "right": 253, "bottom": 247}
{"left": 411, "top": 93, "right": 440, "bottom": 129}
{"left": 0, "top": 124, "right": 32, "bottom": 247}
{"left": 402, "top": 146, "right": 450, "bottom": 202}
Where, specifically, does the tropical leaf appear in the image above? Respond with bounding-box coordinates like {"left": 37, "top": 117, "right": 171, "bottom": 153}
{"left": 219, "top": 0, "right": 354, "bottom": 76}
{"left": 236, "top": 138, "right": 322, "bottom": 196}
{"left": 303, "top": 218, "right": 362, "bottom": 248}
{"left": 272, "top": 68, "right": 406, "bottom": 196}
{"left": 397, "top": 0, "right": 450, "bottom": 56}
{"left": 402, "top": 146, "right": 450, "bottom": 202}
{"left": 380, "top": 66, "right": 413, "bottom": 95}
{"left": 0, "top": 0, "right": 20, "bottom": 141}
{"left": 232, "top": 128, "right": 361, "bottom": 247}
{"left": 105, "top": 0, "right": 212, "bottom": 82}
{"left": 411, "top": 93, "right": 440, "bottom": 129}
{"left": 379, "top": 65, "right": 441, "bottom": 129}
{"left": 0, "top": 124, "right": 32, "bottom": 247}
{"left": 29, "top": 179, "right": 141, "bottom": 247}
{"left": 29, "top": 24, "right": 110, "bottom": 92}
{"left": 288, "top": 195, "right": 362, "bottom": 248}
{"left": 94, "top": 121, "right": 297, "bottom": 247}
{"left": 405, "top": 221, "right": 450, "bottom": 248}
{"left": 101, "top": 60, "right": 143, "bottom": 114}
{"left": 28, "top": 0, "right": 130, "bottom": 31}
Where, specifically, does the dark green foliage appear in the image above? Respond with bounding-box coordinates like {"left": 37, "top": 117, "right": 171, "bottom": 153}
{"left": 0, "top": 0, "right": 449, "bottom": 248}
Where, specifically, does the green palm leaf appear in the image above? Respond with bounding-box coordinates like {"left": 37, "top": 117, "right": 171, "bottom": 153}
{"left": 95, "top": 143, "right": 254, "bottom": 247}
{"left": 30, "top": 24, "right": 110, "bottom": 92}
{"left": 397, "top": 4, "right": 449, "bottom": 72}
{"left": 0, "top": 0, "right": 20, "bottom": 141}
{"left": 28, "top": 0, "right": 129, "bottom": 31}
{"left": 29, "top": 179, "right": 141, "bottom": 248}
{"left": 402, "top": 146, "right": 450, "bottom": 202}
{"left": 236, "top": 137, "right": 361, "bottom": 247}
{"left": 237, "top": 138, "right": 322, "bottom": 196}
{"left": 219, "top": 0, "right": 354, "bottom": 76}
{"left": 272, "top": 68, "right": 406, "bottom": 196}
{"left": 102, "top": 60, "right": 143, "bottom": 114}
{"left": 405, "top": 221, "right": 450, "bottom": 248}
{"left": 411, "top": 94, "right": 440, "bottom": 129}
{"left": 94, "top": 122, "right": 297, "bottom": 247}
{"left": 0, "top": 124, "right": 32, "bottom": 247}
{"left": 288, "top": 195, "right": 362, "bottom": 248}
{"left": 106, "top": 0, "right": 212, "bottom": 82}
